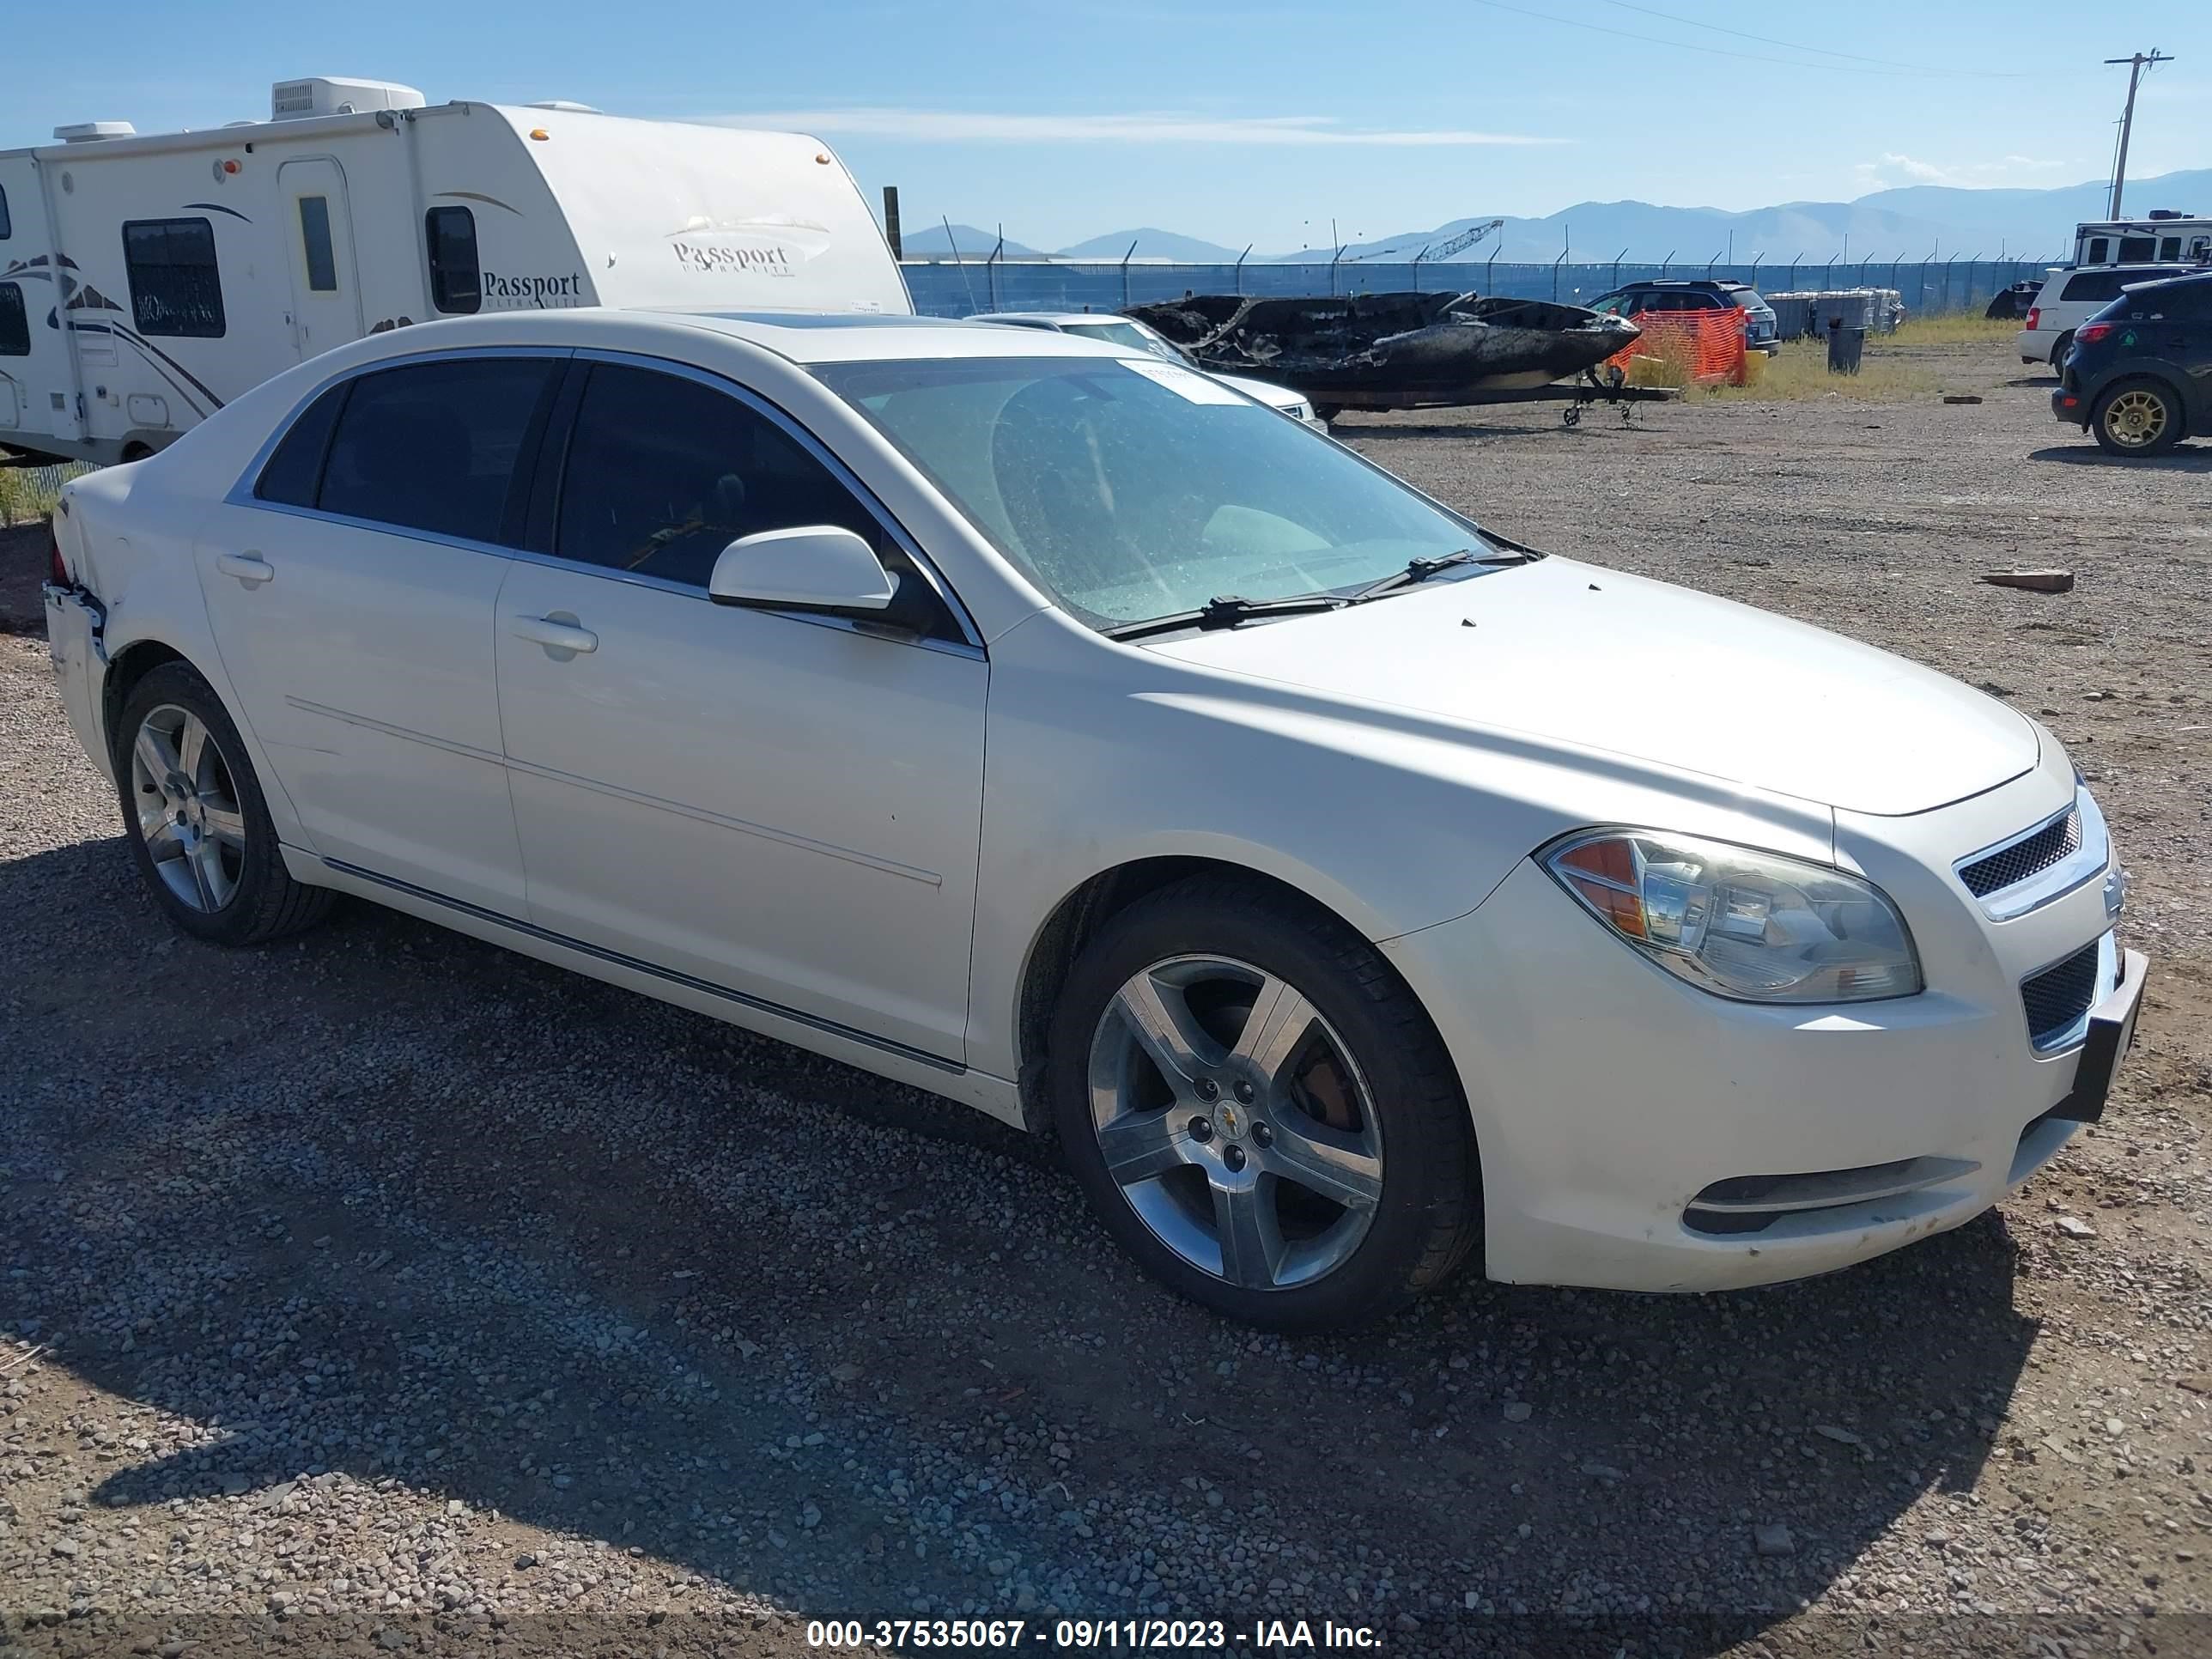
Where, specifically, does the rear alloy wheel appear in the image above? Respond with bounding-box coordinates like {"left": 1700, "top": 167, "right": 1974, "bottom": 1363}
{"left": 2091, "top": 379, "right": 2183, "bottom": 456}
{"left": 114, "top": 661, "right": 334, "bottom": 945}
{"left": 1049, "top": 876, "right": 1479, "bottom": 1329}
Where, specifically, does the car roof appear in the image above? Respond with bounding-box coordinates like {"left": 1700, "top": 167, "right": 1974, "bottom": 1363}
{"left": 632, "top": 308, "right": 1131, "bottom": 363}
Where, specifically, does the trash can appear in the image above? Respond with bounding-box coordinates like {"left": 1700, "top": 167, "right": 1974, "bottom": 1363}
{"left": 1826, "top": 319, "right": 1865, "bottom": 375}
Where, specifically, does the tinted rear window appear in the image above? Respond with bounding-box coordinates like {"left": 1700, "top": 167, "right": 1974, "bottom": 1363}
{"left": 319, "top": 357, "right": 556, "bottom": 544}
{"left": 253, "top": 381, "right": 349, "bottom": 507}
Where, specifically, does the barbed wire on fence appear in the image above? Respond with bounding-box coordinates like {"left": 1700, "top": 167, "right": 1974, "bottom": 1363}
{"left": 900, "top": 257, "right": 2063, "bottom": 319}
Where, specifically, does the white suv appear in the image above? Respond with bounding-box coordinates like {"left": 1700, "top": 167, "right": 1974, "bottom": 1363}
{"left": 2017, "top": 264, "right": 2201, "bottom": 368}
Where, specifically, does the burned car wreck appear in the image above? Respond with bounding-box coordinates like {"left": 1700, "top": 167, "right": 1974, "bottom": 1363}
{"left": 1124, "top": 291, "right": 1640, "bottom": 415}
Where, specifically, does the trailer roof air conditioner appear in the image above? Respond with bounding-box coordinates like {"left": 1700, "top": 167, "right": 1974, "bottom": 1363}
{"left": 270, "top": 77, "right": 427, "bottom": 121}
{"left": 52, "top": 122, "right": 137, "bottom": 143}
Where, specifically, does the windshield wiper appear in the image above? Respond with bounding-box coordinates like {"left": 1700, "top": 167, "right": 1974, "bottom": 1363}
{"left": 1349, "top": 543, "right": 1539, "bottom": 604}
{"left": 1103, "top": 592, "right": 1347, "bottom": 642}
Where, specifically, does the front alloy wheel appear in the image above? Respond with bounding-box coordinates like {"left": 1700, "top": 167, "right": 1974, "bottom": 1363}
{"left": 1049, "top": 874, "right": 1480, "bottom": 1329}
{"left": 1089, "top": 955, "right": 1384, "bottom": 1291}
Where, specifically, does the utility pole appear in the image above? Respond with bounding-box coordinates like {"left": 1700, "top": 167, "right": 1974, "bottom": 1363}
{"left": 2105, "top": 49, "right": 2174, "bottom": 218}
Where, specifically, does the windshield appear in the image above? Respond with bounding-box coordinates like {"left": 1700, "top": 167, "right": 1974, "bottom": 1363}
{"left": 817, "top": 356, "right": 1495, "bottom": 631}
{"left": 1060, "top": 318, "right": 1193, "bottom": 366}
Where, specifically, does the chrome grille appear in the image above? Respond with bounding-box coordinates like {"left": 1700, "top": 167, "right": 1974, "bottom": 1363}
{"left": 1961, "top": 807, "right": 2081, "bottom": 898}
{"left": 2021, "top": 939, "right": 2101, "bottom": 1049}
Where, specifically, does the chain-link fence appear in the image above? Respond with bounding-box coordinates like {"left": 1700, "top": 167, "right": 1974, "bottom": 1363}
{"left": 0, "top": 465, "right": 79, "bottom": 527}
{"left": 902, "top": 256, "right": 2062, "bottom": 320}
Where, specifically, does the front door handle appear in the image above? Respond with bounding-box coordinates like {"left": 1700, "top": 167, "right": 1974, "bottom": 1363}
{"left": 509, "top": 615, "right": 599, "bottom": 654}
{"left": 216, "top": 552, "right": 274, "bottom": 586}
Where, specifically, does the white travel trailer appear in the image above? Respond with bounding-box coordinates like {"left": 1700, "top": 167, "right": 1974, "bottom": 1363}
{"left": 2070, "top": 211, "right": 2212, "bottom": 269}
{"left": 0, "top": 78, "right": 908, "bottom": 466}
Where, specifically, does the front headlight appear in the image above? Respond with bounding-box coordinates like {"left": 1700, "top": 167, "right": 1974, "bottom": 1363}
{"left": 1543, "top": 830, "right": 1921, "bottom": 1004}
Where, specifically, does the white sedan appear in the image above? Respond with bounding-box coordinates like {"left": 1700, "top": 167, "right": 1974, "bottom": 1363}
{"left": 971, "top": 310, "right": 1326, "bottom": 428}
{"left": 44, "top": 308, "right": 2144, "bottom": 1329}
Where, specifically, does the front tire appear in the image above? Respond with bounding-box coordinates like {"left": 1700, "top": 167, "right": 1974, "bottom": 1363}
{"left": 2091, "top": 377, "right": 2184, "bottom": 456}
{"left": 113, "top": 661, "right": 334, "bottom": 945}
{"left": 1048, "top": 875, "right": 1480, "bottom": 1330}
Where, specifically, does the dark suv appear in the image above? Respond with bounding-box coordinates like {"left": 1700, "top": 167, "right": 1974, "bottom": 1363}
{"left": 1586, "top": 279, "right": 1780, "bottom": 352}
{"left": 2052, "top": 269, "right": 2212, "bottom": 456}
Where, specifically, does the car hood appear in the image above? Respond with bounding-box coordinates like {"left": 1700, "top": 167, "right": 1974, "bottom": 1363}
{"left": 1146, "top": 557, "right": 2039, "bottom": 816}
{"left": 1214, "top": 371, "right": 1306, "bottom": 413}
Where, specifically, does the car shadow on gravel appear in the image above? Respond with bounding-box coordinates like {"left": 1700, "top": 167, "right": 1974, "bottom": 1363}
{"left": 2027, "top": 442, "right": 2212, "bottom": 471}
{"left": 1, "top": 836, "right": 2045, "bottom": 1650}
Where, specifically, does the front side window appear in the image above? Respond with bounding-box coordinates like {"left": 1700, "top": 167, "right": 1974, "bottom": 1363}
{"left": 425, "top": 205, "right": 481, "bottom": 314}
{"left": 122, "top": 217, "right": 225, "bottom": 337}
{"left": 818, "top": 356, "right": 1498, "bottom": 632}
{"left": 298, "top": 196, "right": 338, "bottom": 292}
{"left": 0, "top": 283, "right": 27, "bottom": 356}
{"left": 556, "top": 362, "right": 895, "bottom": 586}
{"left": 319, "top": 357, "right": 556, "bottom": 542}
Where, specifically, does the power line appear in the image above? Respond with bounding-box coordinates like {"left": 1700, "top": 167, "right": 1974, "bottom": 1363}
{"left": 1468, "top": 0, "right": 2037, "bottom": 79}
{"left": 1590, "top": 0, "right": 2030, "bottom": 76}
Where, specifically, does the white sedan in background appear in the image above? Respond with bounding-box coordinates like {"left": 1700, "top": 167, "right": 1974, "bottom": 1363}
{"left": 45, "top": 308, "right": 2142, "bottom": 1329}
{"left": 972, "top": 310, "right": 1326, "bottom": 428}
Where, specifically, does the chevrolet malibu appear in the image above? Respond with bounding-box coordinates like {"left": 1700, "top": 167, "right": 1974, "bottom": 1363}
{"left": 43, "top": 310, "right": 2145, "bottom": 1330}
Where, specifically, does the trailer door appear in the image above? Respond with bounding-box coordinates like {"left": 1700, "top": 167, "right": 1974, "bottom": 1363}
{"left": 277, "top": 158, "right": 363, "bottom": 361}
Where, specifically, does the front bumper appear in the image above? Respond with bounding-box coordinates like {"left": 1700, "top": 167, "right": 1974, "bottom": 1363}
{"left": 1382, "top": 757, "right": 2140, "bottom": 1293}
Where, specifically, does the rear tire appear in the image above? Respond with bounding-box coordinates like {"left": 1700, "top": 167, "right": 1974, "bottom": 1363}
{"left": 2049, "top": 332, "right": 2074, "bottom": 370}
{"left": 112, "top": 661, "right": 335, "bottom": 946}
{"left": 1048, "top": 874, "right": 1480, "bottom": 1330}
{"left": 2090, "top": 377, "right": 2184, "bottom": 456}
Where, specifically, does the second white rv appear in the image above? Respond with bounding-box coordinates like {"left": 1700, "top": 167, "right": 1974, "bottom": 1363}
{"left": 0, "top": 77, "right": 909, "bottom": 466}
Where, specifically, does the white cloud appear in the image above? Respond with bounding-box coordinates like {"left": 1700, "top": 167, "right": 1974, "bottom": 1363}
{"left": 708, "top": 107, "right": 1560, "bottom": 147}
{"left": 1854, "top": 151, "right": 2074, "bottom": 188}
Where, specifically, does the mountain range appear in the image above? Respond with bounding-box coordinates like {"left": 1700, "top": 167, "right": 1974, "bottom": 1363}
{"left": 896, "top": 169, "right": 2211, "bottom": 266}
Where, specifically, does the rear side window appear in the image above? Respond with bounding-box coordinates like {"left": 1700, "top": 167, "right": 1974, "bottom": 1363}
{"left": 2062, "top": 271, "right": 2127, "bottom": 303}
{"left": 554, "top": 363, "right": 892, "bottom": 587}
{"left": 0, "top": 283, "right": 27, "bottom": 356}
{"left": 320, "top": 357, "right": 556, "bottom": 543}
{"left": 123, "top": 217, "right": 225, "bottom": 337}
{"left": 425, "top": 206, "right": 481, "bottom": 314}
{"left": 253, "top": 382, "right": 349, "bottom": 507}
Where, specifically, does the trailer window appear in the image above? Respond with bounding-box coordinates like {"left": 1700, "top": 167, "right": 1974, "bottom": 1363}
{"left": 425, "top": 206, "right": 481, "bottom": 314}
{"left": 0, "top": 283, "right": 27, "bottom": 355}
{"left": 2084, "top": 238, "right": 2111, "bottom": 264}
{"left": 298, "top": 197, "right": 338, "bottom": 293}
{"left": 122, "top": 217, "right": 226, "bottom": 338}
{"left": 0, "top": 185, "right": 11, "bottom": 240}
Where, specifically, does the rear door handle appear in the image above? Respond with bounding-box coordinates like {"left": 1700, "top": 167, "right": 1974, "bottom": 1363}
{"left": 216, "top": 552, "right": 274, "bottom": 586}
{"left": 509, "top": 615, "right": 599, "bottom": 654}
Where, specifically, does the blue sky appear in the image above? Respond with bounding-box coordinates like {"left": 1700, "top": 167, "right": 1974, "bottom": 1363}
{"left": 9, "top": 1, "right": 2208, "bottom": 252}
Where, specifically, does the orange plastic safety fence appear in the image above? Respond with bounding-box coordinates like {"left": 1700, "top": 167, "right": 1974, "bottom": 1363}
{"left": 1605, "top": 307, "right": 1749, "bottom": 386}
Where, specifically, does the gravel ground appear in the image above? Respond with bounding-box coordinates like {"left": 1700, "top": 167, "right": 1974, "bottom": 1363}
{"left": 3, "top": 345, "right": 2210, "bottom": 1658}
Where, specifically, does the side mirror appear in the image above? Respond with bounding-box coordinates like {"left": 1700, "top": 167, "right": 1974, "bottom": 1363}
{"left": 708, "top": 526, "right": 896, "bottom": 615}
